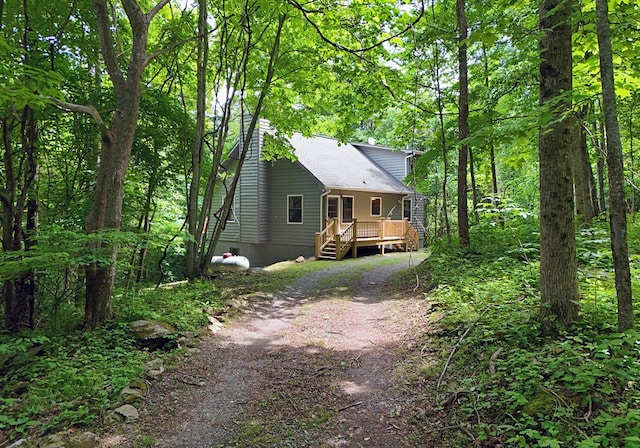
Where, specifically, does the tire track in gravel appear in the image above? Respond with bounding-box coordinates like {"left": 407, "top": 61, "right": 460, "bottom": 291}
{"left": 106, "top": 252, "right": 429, "bottom": 448}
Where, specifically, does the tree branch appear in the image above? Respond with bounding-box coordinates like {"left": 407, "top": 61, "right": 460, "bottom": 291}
{"left": 51, "top": 98, "right": 112, "bottom": 141}
{"left": 93, "top": 0, "right": 125, "bottom": 93}
{"left": 288, "top": 0, "right": 425, "bottom": 54}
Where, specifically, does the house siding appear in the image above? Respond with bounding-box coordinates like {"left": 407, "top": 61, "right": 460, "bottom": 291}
{"left": 236, "top": 118, "right": 268, "bottom": 243}
{"left": 268, "top": 159, "right": 324, "bottom": 246}
{"left": 356, "top": 146, "right": 408, "bottom": 181}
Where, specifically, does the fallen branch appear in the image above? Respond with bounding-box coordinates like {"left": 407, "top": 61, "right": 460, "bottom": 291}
{"left": 436, "top": 304, "right": 497, "bottom": 391}
{"left": 349, "top": 353, "right": 362, "bottom": 368}
{"left": 279, "top": 391, "right": 299, "bottom": 412}
{"left": 338, "top": 401, "right": 363, "bottom": 412}
{"left": 488, "top": 347, "right": 503, "bottom": 376}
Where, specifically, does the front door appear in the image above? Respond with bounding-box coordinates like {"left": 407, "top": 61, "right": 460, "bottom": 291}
{"left": 341, "top": 196, "right": 353, "bottom": 223}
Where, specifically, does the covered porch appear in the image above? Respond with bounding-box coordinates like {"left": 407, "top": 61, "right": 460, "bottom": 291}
{"left": 315, "top": 217, "right": 419, "bottom": 261}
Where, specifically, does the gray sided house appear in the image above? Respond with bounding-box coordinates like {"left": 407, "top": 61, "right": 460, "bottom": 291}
{"left": 211, "top": 119, "right": 425, "bottom": 267}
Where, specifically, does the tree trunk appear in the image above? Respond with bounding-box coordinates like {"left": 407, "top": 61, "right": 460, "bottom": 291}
{"left": 538, "top": 0, "right": 579, "bottom": 333}
{"left": 456, "top": 0, "right": 470, "bottom": 247}
{"left": 629, "top": 104, "right": 635, "bottom": 219}
{"left": 186, "top": 0, "right": 209, "bottom": 279}
{"left": 205, "top": 15, "right": 286, "bottom": 264}
{"left": 595, "top": 0, "right": 633, "bottom": 332}
{"left": 595, "top": 111, "right": 607, "bottom": 213}
{"left": 431, "top": 0, "right": 450, "bottom": 241}
{"left": 573, "top": 114, "right": 594, "bottom": 223}
{"left": 81, "top": 0, "right": 169, "bottom": 328}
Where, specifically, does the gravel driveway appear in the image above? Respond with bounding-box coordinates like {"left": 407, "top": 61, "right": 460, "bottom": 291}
{"left": 105, "top": 252, "right": 431, "bottom": 447}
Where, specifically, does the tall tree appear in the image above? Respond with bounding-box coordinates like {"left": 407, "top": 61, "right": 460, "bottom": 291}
{"left": 456, "top": 0, "right": 469, "bottom": 247}
{"left": 57, "top": 0, "right": 170, "bottom": 328}
{"left": 537, "top": 0, "right": 579, "bottom": 332}
{"left": 185, "top": 0, "right": 209, "bottom": 279}
{"left": 595, "top": 0, "right": 633, "bottom": 332}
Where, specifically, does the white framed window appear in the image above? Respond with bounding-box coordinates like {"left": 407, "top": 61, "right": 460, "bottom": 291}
{"left": 327, "top": 196, "right": 339, "bottom": 219}
{"left": 288, "top": 195, "right": 303, "bottom": 224}
{"left": 226, "top": 202, "right": 237, "bottom": 223}
{"left": 370, "top": 197, "right": 382, "bottom": 217}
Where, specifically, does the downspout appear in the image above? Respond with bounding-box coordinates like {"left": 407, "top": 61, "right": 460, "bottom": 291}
{"left": 320, "top": 188, "right": 330, "bottom": 230}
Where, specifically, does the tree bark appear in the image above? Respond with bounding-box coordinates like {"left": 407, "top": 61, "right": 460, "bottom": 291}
{"left": 538, "top": 0, "right": 579, "bottom": 333}
{"left": 456, "top": 0, "right": 470, "bottom": 247}
{"left": 595, "top": 0, "right": 633, "bottom": 332}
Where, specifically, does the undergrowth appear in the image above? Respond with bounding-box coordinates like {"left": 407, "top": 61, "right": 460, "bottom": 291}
{"left": 411, "top": 213, "right": 640, "bottom": 447}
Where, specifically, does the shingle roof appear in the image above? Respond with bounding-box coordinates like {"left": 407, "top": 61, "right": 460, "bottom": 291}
{"left": 289, "top": 133, "right": 410, "bottom": 194}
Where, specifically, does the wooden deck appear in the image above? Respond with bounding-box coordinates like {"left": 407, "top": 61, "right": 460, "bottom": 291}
{"left": 315, "top": 218, "right": 419, "bottom": 260}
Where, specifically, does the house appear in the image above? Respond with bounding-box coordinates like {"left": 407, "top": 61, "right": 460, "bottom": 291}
{"left": 211, "top": 118, "right": 425, "bottom": 267}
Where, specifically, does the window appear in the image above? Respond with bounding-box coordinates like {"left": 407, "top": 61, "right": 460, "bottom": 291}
{"left": 405, "top": 155, "right": 417, "bottom": 177}
{"left": 226, "top": 202, "right": 237, "bottom": 223}
{"left": 403, "top": 198, "right": 412, "bottom": 221}
{"left": 288, "top": 195, "right": 303, "bottom": 223}
{"left": 327, "top": 196, "right": 339, "bottom": 219}
{"left": 341, "top": 196, "right": 353, "bottom": 223}
{"left": 371, "top": 197, "right": 381, "bottom": 216}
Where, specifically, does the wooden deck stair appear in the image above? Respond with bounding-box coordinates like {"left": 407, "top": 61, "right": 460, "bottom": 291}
{"left": 319, "top": 241, "right": 337, "bottom": 260}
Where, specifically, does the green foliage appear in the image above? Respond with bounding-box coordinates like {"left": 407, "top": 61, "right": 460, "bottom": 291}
{"left": 0, "top": 326, "right": 148, "bottom": 437}
{"left": 413, "top": 219, "right": 640, "bottom": 447}
{"left": 114, "top": 280, "right": 220, "bottom": 333}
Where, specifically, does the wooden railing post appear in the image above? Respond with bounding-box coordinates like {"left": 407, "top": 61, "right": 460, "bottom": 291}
{"left": 315, "top": 232, "right": 322, "bottom": 259}
{"left": 353, "top": 219, "right": 358, "bottom": 258}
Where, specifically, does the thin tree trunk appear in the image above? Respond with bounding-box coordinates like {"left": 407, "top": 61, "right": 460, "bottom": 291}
{"left": 538, "top": 0, "right": 579, "bottom": 333}
{"left": 431, "top": 0, "right": 450, "bottom": 241}
{"left": 595, "top": 0, "right": 633, "bottom": 332}
{"left": 482, "top": 44, "right": 499, "bottom": 201}
{"left": 469, "top": 147, "right": 479, "bottom": 222}
{"left": 186, "top": 0, "right": 209, "bottom": 279}
{"left": 596, "top": 109, "right": 607, "bottom": 213}
{"left": 629, "top": 104, "right": 635, "bottom": 218}
{"left": 573, "top": 114, "right": 594, "bottom": 223}
{"left": 456, "top": 0, "right": 470, "bottom": 247}
{"left": 206, "top": 15, "right": 286, "bottom": 262}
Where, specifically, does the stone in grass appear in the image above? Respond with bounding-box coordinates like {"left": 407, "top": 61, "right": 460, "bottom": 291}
{"left": 38, "top": 431, "right": 100, "bottom": 448}
{"left": 129, "top": 320, "right": 176, "bottom": 351}
{"left": 66, "top": 432, "right": 100, "bottom": 448}
{"left": 114, "top": 404, "right": 140, "bottom": 421}
{"left": 119, "top": 387, "right": 145, "bottom": 404}
{"left": 143, "top": 358, "right": 165, "bottom": 380}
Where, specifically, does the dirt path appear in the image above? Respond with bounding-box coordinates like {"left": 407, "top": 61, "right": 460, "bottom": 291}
{"left": 105, "top": 252, "right": 431, "bottom": 447}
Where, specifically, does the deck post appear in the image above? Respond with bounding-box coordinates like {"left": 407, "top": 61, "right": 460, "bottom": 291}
{"left": 353, "top": 219, "right": 358, "bottom": 258}
{"left": 315, "top": 232, "right": 321, "bottom": 259}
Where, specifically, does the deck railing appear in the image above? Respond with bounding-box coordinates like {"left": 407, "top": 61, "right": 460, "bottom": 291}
{"left": 317, "top": 217, "right": 420, "bottom": 260}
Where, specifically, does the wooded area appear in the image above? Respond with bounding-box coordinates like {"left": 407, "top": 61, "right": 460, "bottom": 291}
{"left": 1, "top": 0, "right": 638, "bottom": 331}
{"left": 1, "top": 0, "right": 640, "bottom": 443}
